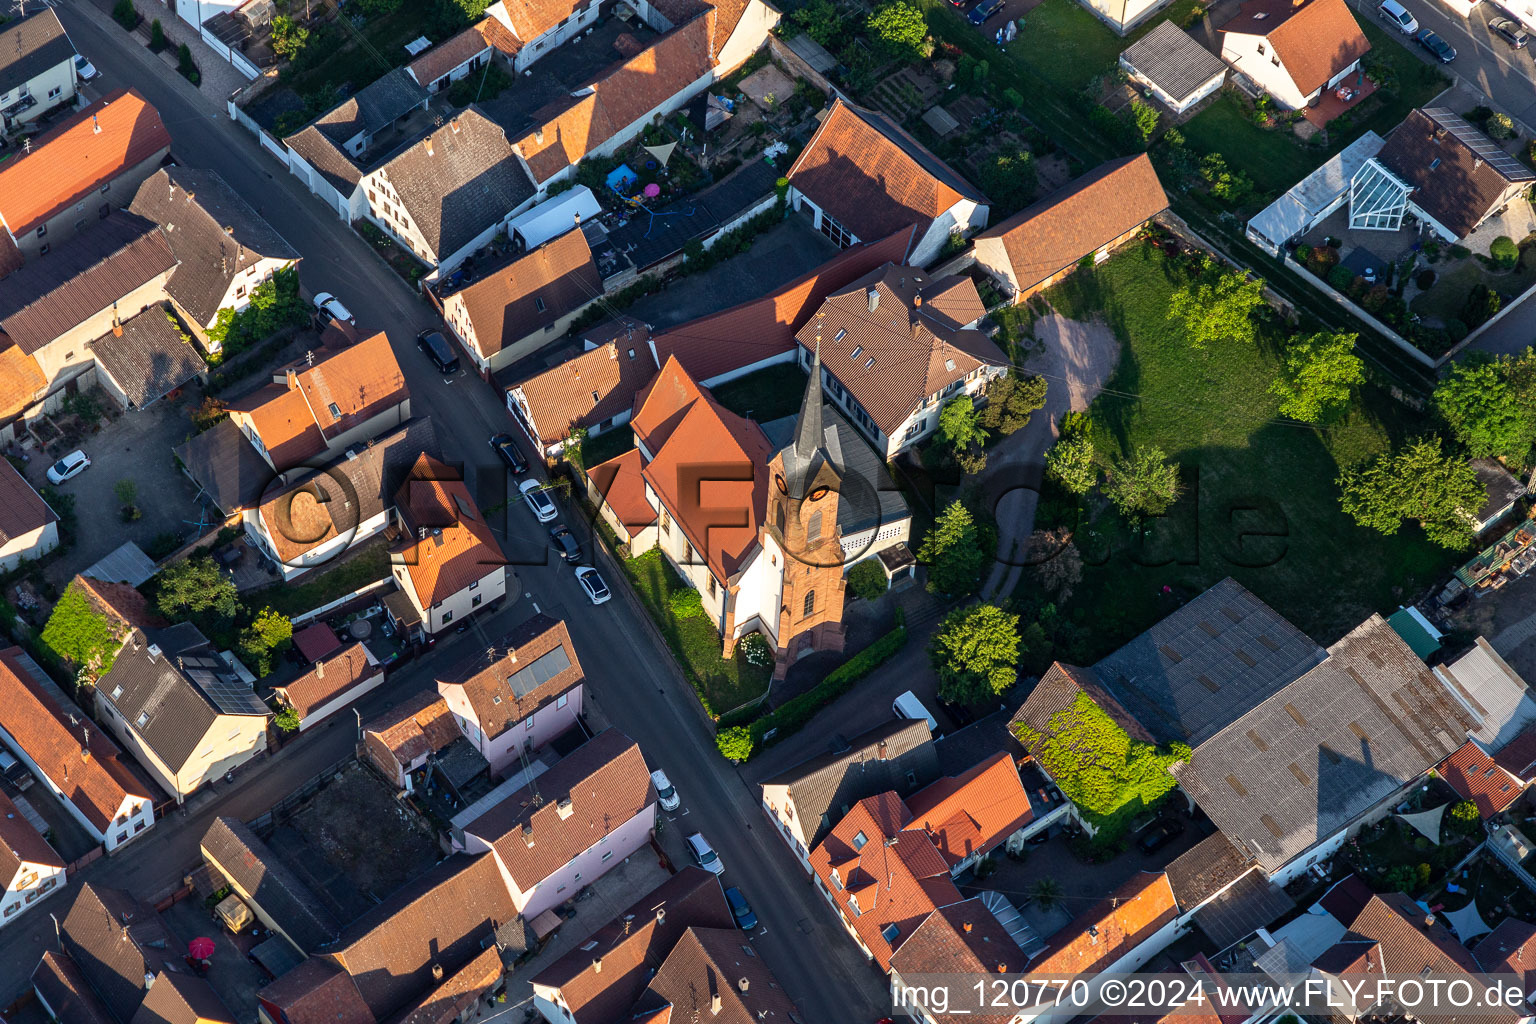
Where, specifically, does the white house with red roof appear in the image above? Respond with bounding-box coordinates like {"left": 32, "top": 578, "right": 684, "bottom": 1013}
{"left": 0, "top": 789, "right": 65, "bottom": 927}
{"left": 0, "top": 459, "right": 58, "bottom": 572}
{"left": 1217, "top": 0, "right": 1371, "bottom": 111}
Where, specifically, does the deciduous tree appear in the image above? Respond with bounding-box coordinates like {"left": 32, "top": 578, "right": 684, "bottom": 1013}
{"left": 1337, "top": 438, "right": 1484, "bottom": 549}
{"left": 156, "top": 557, "right": 238, "bottom": 620}
{"left": 1434, "top": 350, "right": 1536, "bottom": 463}
{"left": 1046, "top": 434, "right": 1097, "bottom": 495}
{"left": 1105, "top": 445, "right": 1181, "bottom": 520}
{"left": 919, "top": 501, "right": 987, "bottom": 597}
{"left": 866, "top": 1, "right": 927, "bottom": 60}
{"left": 1167, "top": 269, "right": 1265, "bottom": 350}
{"left": 930, "top": 604, "right": 1021, "bottom": 705}
{"left": 979, "top": 372, "right": 1048, "bottom": 435}
{"left": 1270, "top": 331, "right": 1364, "bottom": 422}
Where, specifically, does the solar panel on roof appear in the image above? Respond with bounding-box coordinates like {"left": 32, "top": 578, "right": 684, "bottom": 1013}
{"left": 1423, "top": 108, "right": 1535, "bottom": 179}
{"left": 506, "top": 645, "right": 571, "bottom": 699}
{"left": 192, "top": 664, "right": 268, "bottom": 716}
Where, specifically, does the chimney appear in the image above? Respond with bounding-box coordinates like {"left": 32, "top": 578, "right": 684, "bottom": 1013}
{"left": 876, "top": 741, "right": 888, "bottom": 761}
{"left": 144, "top": 972, "right": 155, "bottom": 988}
{"left": 607, "top": 342, "right": 617, "bottom": 360}
{"left": 737, "top": 977, "right": 750, "bottom": 993}
{"left": 711, "top": 993, "right": 724, "bottom": 1015}
{"left": 425, "top": 138, "right": 434, "bottom": 156}
{"left": 521, "top": 822, "right": 535, "bottom": 848}
{"left": 914, "top": 293, "right": 923, "bottom": 307}
{"left": 997, "top": 963, "right": 1008, "bottom": 973}
{"left": 574, "top": 212, "right": 582, "bottom": 228}
{"left": 286, "top": 367, "right": 299, "bottom": 390}
{"left": 450, "top": 119, "right": 461, "bottom": 134}
{"left": 963, "top": 922, "right": 973, "bottom": 933}
{"left": 92, "top": 114, "right": 100, "bottom": 135}
{"left": 556, "top": 797, "right": 574, "bottom": 819}
{"left": 866, "top": 287, "right": 879, "bottom": 312}
{"left": 535, "top": 128, "right": 544, "bottom": 144}
{"left": 657, "top": 908, "right": 666, "bottom": 926}
{"left": 316, "top": 660, "right": 325, "bottom": 678}
{"left": 432, "top": 963, "right": 444, "bottom": 981}
{"left": 81, "top": 747, "right": 90, "bottom": 763}
{"left": 592, "top": 957, "right": 603, "bottom": 974}
{"left": 146, "top": 644, "right": 162, "bottom": 663}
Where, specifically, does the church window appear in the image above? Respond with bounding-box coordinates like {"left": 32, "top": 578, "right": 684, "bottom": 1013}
{"left": 776, "top": 502, "right": 786, "bottom": 534}
{"left": 803, "top": 591, "right": 816, "bottom": 617}
{"left": 808, "top": 510, "right": 822, "bottom": 539}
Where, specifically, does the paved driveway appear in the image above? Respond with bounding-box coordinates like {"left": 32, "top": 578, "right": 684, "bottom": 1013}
{"left": 30, "top": 394, "right": 208, "bottom": 585}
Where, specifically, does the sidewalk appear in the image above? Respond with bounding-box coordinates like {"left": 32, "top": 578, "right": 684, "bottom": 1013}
{"left": 83, "top": 0, "right": 252, "bottom": 104}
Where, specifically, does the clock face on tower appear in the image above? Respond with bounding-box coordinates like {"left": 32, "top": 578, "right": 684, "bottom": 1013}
{"left": 809, "top": 487, "right": 828, "bottom": 502}
{"left": 774, "top": 474, "right": 787, "bottom": 495}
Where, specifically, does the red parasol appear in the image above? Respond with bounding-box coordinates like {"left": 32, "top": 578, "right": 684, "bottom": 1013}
{"left": 188, "top": 937, "right": 216, "bottom": 960}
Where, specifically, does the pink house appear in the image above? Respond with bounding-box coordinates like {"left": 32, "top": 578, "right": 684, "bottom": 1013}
{"left": 437, "top": 614, "right": 584, "bottom": 775}
{"left": 459, "top": 729, "right": 656, "bottom": 920}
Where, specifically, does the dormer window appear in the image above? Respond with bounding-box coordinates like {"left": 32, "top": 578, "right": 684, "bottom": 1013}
{"left": 847, "top": 893, "right": 862, "bottom": 916}
{"left": 830, "top": 868, "right": 843, "bottom": 890}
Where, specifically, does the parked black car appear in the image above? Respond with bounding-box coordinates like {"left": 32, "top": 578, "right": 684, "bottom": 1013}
{"left": 1137, "top": 819, "right": 1185, "bottom": 855}
{"left": 549, "top": 524, "right": 583, "bottom": 564}
{"left": 490, "top": 433, "right": 528, "bottom": 475}
{"left": 1415, "top": 29, "right": 1457, "bottom": 62}
{"left": 416, "top": 328, "right": 461, "bottom": 377}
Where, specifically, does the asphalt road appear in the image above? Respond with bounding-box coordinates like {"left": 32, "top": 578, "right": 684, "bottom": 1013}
{"left": 1347, "top": 0, "right": 1536, "bottom": 126}
{"left": 5, "top": 4, "right": 893, "bottom": 1020}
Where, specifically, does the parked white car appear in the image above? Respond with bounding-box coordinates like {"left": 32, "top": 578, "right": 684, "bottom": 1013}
{"left": 686, "top": 832, "right": 724, "bottom": 875}
{"left": 1378, "top": 0, "right": 1419, "bottom": 34}
{"left": 651, "top": 769, "right": 680, "bottom": 811}
{"left": 312, "top": 291, "right": 356, "bottom": 326}
{"left": 74, "top": 54, "right": 99, "bottom": 81}
{"left": 892, "top": 690, "right": 938, "bottom": 732}
{"left": 520, "top": 479, "right": 557, "bottom": 522}
{"left": 575, "top": 565, "right": 611, "bottom": 605}
{"left": 46, "top": 450, "right": 90, "bottom": 484}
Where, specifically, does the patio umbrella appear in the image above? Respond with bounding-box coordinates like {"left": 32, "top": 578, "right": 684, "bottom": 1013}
{"left": 188, "top": 937, "right": 216, "bottom": 960}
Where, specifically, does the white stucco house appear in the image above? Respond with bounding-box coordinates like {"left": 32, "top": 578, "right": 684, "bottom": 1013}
{"left": 1217, "top": 0, "right": 1370, "bottom": 111}
{"left": 0, "top": 461, "right": 58, "bottom": 573}
{"left": 0, "top": 8, "right": 78, "bottom": 133}
{"left": 0, "top": 790, "right": 65, "bottom": 928}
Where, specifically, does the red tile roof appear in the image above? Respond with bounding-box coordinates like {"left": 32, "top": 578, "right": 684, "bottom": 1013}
{"left": 74, "top": 574, "right": 165, "bottom": 631}
{"left": 0, "top": 343, "right": 45, "bottom": 419}
{"left": 0, "top": 788, "right": 62, "bottom": 886}
{"left": 905, "top": 752, "right": 1033, "bottom": 868}
{"left": 587, "top": 448, "right": 656, "bottom": 539}
{"left": 407, "top": 20, "right": 493, "bottom": 87}
{"left": 1219, "top": 0, "right": 1370, "bottom": 98}
{"left": 809, "top": 791, "right": 962, "bottom": 970}
{"left": 362, "top": 687, "right": 461, "bottom": 770}
{"left": 276, "top": 642, "right": 381, "bottom": 721}
{"left": 1437, "top": 739, "right": 1526, "bottom": 817}
{"left": 392, "top": 454, "right": 507, "bottom": 607}
{"left": 977, "top": 154, "right": 1168, "bottom": 294}
{"left": 133, "top": 970, "right": 237, "bottom": 1024}
{"left": 31, "top": 951, "right": 116, "bottom": 1024}
{"left": 452, "top": 229, "right": 600, "bottom": 358}
{"left": 0, "top": 456, "right": 56, "bottom": 546}
{"left": 1494, "top": 727, "right": 1536, "bottom": 780}
{"left": 258, "top": 959, "right": 374, "bottom": 1024}
{"left": 787, "top": 98, "right": 985, "bottom": 243}
{"left": 1030, "top": 871, "right": 1179, "bottom": 976}
{"left": 639, "top": 927, "right": 803, "bottom": 1024}
{"left": 889, "top": 899, "right": 1032, "bottom": 1024}
{"left": 638, "top": 359, "right": 773, "bottom": 581}
{"left": 462, "top": 729, "right": 653, "bottom": 891}
{"left": 631, "top": 354, "right": 704, "bottom": 454}
{"left": 293, "top": 622, "right": 344, "bottom": 663}
{"left": 491, "top": 0, "right": 588, "bottom": 45}
{"left": 1351, "top": 892, "right": 1485, "bottom": 977}
{"left": 1474, "top": 918, "right": 1536, "bottom": 992}
{"left": 436, "top": 613, "right": 582, "bottom": 740}
{"left": 388, "top": 945, "right": 503, "bottom": 1024}
{"left": 0, "top": 646, "right": 154, "bottom": 831}
{"left": 0, "top": 89, "right": 170, "bottom": 236}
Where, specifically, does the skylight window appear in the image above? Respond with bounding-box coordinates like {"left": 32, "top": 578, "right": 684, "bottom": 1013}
{"left": 865, "top": 356, "right": 875, "bottom": 368}
{"left": 834, "top": 328, "right": 847, "bottom": 343}
{"left": 850, "top": 346, "right": 863, "bottom": 360}
{"left": 944, "top": 358, "right": 956, "bottom": 371}
{"left": 328, "top": 402, "right": 341, "bottom": 418}
{"left": 136, "top": 712, "right": 149, "bottom": 728}
{"left": 852, "top": 830, "right": 868, "bottom": 850}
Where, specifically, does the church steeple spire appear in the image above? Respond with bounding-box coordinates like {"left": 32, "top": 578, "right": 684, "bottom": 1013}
{"left": 793, "top": 339, "right": 825, "bottom": 462}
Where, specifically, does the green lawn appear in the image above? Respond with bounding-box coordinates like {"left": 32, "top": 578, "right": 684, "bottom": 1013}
{"left": 248, "top": 543, "right": 391, "bottom": 621}
{"left": 1026, "top": 243, "right": 1457, "bottom": 658}
{"left": 578, "top": 425, "right": 635, "bottom": 470}
{"left": 282, "top": 4, "right": 448, "bottom": 110}
{"left": 623, "top": 549, "right": 771, "bottom": 716}
{"left": 709, "top": 363, "right": 810, "bottom": 424}
{"left": 1009, "top": 0, "right": 1199, "bottom": 95}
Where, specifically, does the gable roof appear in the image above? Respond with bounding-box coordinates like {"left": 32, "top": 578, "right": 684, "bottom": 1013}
{"left": 257, "top": 416, "right": 439, "bottom": 564}
{"left": 130, "top": 972, "right": 235, "bottom": 1024}
{"left": 977, "top": 154, "right": 1168, "bottom": 294}
{"left": 635, "top": 927, "right": 802, "bottom": 1024}
{"left": 1218, "top": 0, "right": 1370, "bottom": 98}
{"left": 230, "top": 331, "right": 409, "bottom": 469}
{"left": 258, "top": 958, "right": 375, "bottom": 1024}
{"left": 391, "top": 453, "right": 506, "bottom": 605}
{"left": 170, "top": 418, "right": 273, "bottom": 516}
{"left": 905, "top": 751, "right": 1033, "bottom": 868}
{"left": 1030, "top": 871, "right": 1179, "bottom": 975}
{"left": 530, "top": 868, "right": 735, "bottom": 1024}
{"left": 1376, "top": 108, "right": 1536, "bottom": 240}
{"left": 1010, "top": 661, "right": 1158, "bottom": 759}
{"left": 510, "top": 227, "right": 914, "bottom": 448}
{"left": 808, "top": 791, "right": 962, "bottom": 970}
{"left": 384, "top": 945, "right": 502, "bottom": 1024}
{"left": 0, "top": 343, "right": 46, "bottom": 420}
{"left": 638, "top": 361, "right": 773, "bottom": 581}
{"left": 1436, "top": 739, "right": 1525, "bottom": 817}
{"left": 61, "top": 883, "right": 176, "bottom": 1023}
{"left": 0, "top": 7, "right": 74, "bottom": 98}
{"left": 889, "top": 899, "right": 1033, "bottom": 1023}
{"left": 452, "top": 227, "right": 599, "bottom": 357}
{"left": 788, "top": 98, "right": 986, "bottom": 243}
{"left": 362, "top": 687, "right": 461, "bottom": 770}
{"left": 0, "top": 456, "right": 57, "bottom": 545}
{"left": 379, "top": 107, "right": 535, "bottom": 259}
{"left": 1474, "top": 917, "right": 1536, "bottom": 990}
{"left": 323, "top": 852, "right": 517, "bottom": 1018}
{"left": 128, "top": 167, "right": 300, "bottom": 326}
{"left": 0, "top": 212, "right": 177, "bottom": 354}
{"left": 200, "top": 816, "right": 341, "bottom": 952}
{"left": 1174, "top": 615, "right": 1466, "bottom": 873}
{"left": 437, "top": 614, "right": 581, "bottom": 740}
{"left": 282, "top": 70, "right": 429, "bottom": 193}
{"left": 0, "top": 89, "right": 171, "bottom": 237}
{"left": 32, "top": 950, "right": 116, "bottom": 1024}
{"left": 0, "top": 788, "right": 63, "bottom": 887}
{"left": 587, "top": 448, "right": 656, "bottom": 539}
{"left": 763, "top": 717, "right": 937, "bottom": 850}
{"left": 488, "top": 0, "right": 586, "bottom": 45}
{"left": 1164, "top": 832, "right": 1252, "bottom": 909}
{"left": 793, "top": 264, "right": 1006, "bottom": 436}
{"left": 463, "top": 729, "right": 653, "bottom": 889}
{"left": 0, "top": 646, "right": 153, "bottom": 831}
{"left": 407, "top": 19, "right": 496, "bottom": 88}
{"left": 277, "top": 642, "right": 382, "bottom": 721}
{"left": 1120, "top": 20, "right": 1226, "bottom": 103}
{"left": 1351, "top": 892, "right": 1486, "bottom": 977}
{"left": 90, "top": 304, "right": 208, "bottom": 409}
{"left": 1494, "top": 726, "right": 1536, "bottom": 780}
{"left": 98, "top": 624, "right": 268, "bottom": 774}
{"left": 510, "top": 17, "right": 713, "bottom": 185}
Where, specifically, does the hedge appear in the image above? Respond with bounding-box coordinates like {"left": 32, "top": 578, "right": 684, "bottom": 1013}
{"left": 745, "top": 610, "right": 908, "bottom": 750}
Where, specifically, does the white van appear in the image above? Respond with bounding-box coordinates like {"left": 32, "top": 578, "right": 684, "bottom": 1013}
{"left": 1378, "top": 0, "right": 1420, "bottom": 33}
{"left": 892, "top": 690, "right": 938, "bottom": 732}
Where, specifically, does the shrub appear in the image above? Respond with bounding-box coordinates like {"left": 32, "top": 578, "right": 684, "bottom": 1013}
{"left": 1416, "top": 269, "right": 1437, "bottom": 290}
{"left": 668, "top": 588, "right": 704, "bottom": 619}
{"left": 1450, "top": 799, "right": 1481, "bottom": 828}
{"left": 1462, "top": 283, "right": 1502, "bottom": 327}
{"left": 1450, "top": 244, "right": 1472, "bottom": 260}
{"left": 113, "top": 0, "right": 137, "bottom": 29}
{"left": 149, "top": 18, "right": 166, "bottom": 50}
{"left": 274, "top": 707, "right": 302, "bottom": 733}
{"left": 847, "top": 559, "right": 887, "bottom": 601}
{"left": 1001, "top": 88, "right": 1024, "bottom": 109}
{"left": 1488, "top": 111, "right": 1515, "bottom": 140}
{"left": 716, "top": 726, "right": 755, "bottom": 762}
{"left": 176, "top": 43, "right": 195, "bottom": 75}
{"left": 1295, "top": 244, "right": 1313, "bottom": 263}
{"left": 739, "top": 633, "right": 772, "bottom": 666}
{"left": 745, "top": 618, "right": 908, "bottom": 750}
{"left": 1491, "top": 235, "right": 1519, "bottom": 270}
{"left": 1327, "top": 264, "right": 1355, "bottom": 291}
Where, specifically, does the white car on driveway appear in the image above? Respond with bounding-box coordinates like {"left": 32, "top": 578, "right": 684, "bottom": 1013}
{"left": 686, "top": 832, "right": 724, "bottom": 875}
{"left": 651, "top": 769, "right": 680, "bottom": 811}
{"left": 312, "top": 291, "right": 355, "bottom": 326}
{"left": 46, "top": 450, "right": 90, "bottom": 484}
{"left": 520, "top": 478, "right": 557, "bottom": 522}
{"left": 74, "top": 54, "right": 99, "bottom": 81}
